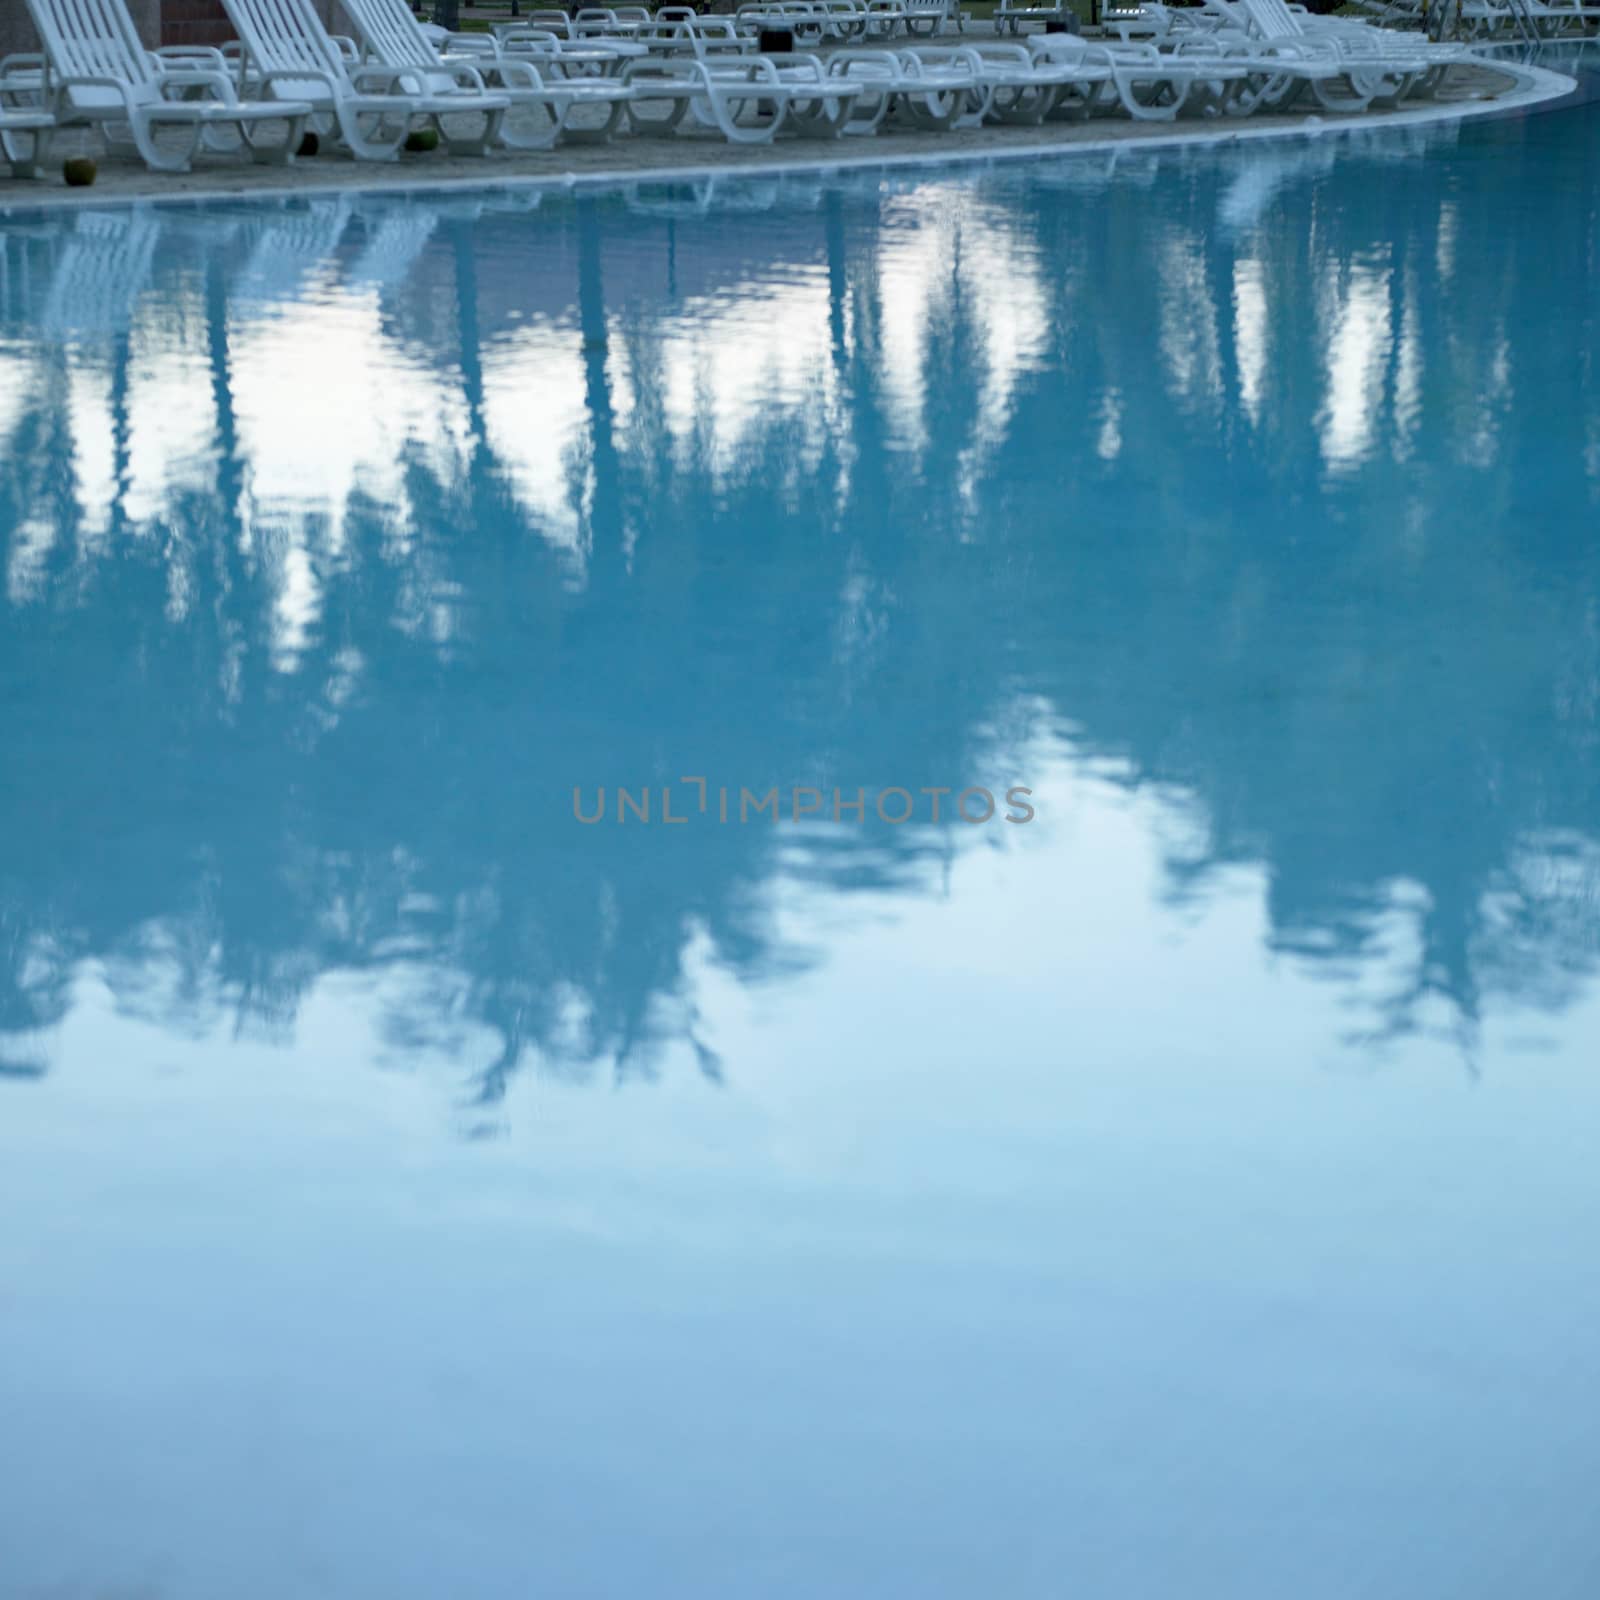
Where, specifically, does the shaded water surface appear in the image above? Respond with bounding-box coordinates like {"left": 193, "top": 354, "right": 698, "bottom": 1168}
{"left": 2, "top": 81, "right": 1599, "bottom": 1600}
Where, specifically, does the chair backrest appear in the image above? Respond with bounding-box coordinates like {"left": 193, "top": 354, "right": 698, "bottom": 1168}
{"left": 25, "top": 0, "right": 158, "bottom": 108}
{"left": 1237, "top": 0, "right": 1304, "bottom": 36}
{"left": 1030, "top": 32, "right": 1090, "bottom": 56}
{"left": 499, "top": 28, "right": 565, "bottom": 57}
{"left": 221, "top": 0, "right": 351, "bottom": 91}
{"left": 335, "top": 0, "right": 444, "bottom": 70}
{"left": 514, "top": 10, "right": 575, "bottom": 36}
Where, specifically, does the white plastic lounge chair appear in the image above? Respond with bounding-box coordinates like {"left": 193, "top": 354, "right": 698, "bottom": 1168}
{"left": 735, "top": 2, "right": 830, "bottom": 42}
{"left": 744, "top": 0, "right": 890, "bottom": 38}
{"left": 17, "top": 0, "right": 308, "bottom": 173}
{"left": 1038, "top": 31, "right": 1358, "bottom": 119}
{"left": 981, "top": 39, "right": 1121, "bottom": 120}
{"left": 1112, "top": 0, "right": 1467, "bottom": 70}
{"left": 638, "top": 18, "right": 758, "bottom": 58}
{"left": 1101, "top": 1, "right": 1215, "bottom": 39}
{"left": 1378, "top": 0, "right": 1597, "bottom": 35}
{"left": 1202, "top": 0, "right": 1469, "bottom": 59}
{"left": 221, "top": 0, "right": 507, "bottom": 159}
{"left": 495, "top": 10, "right": 577, "bottom": 37}
{"left": 900, "top": 0, "right": 958, "bottom": 33}
{"left": 957, "top": 35, "right": 1246, "bottom": 122}
{"left": 809, "top": 2, "right": 872, "bottom": 39}
{"left": 0, "top": 105, "right": 54, "bottom": 179}
{"left": 572, "top": 7, "right": 654, "bottom": 35}
{"left": 926, "top": 40, "right": 1122, "bottom": 121}
{"left": 491, "top": 9, "right": 651, "bottom": 61}
{"left": 1085, "top": 1, "right": 1444, "bottom": 112}
{"left": 722, "top": 50, "right": 866, "bottom": 136}
{"left": 460, "top": 22, "right": 653, "bottom": 119}
{"left": 495, "top": 26, "right": 650, "bottom": 75}
{"left": 1196, "top": 0, "right": 1469, "bottom": 102}
{"left": 994, "top": 0, "right": 1074, "bottom": 34}
{"left": 335, "top": 0, "right": 631, "bottom": 149}
{"left": 821, "top": 47, "right": 987, "bottom": 130}
{"left": 863, "top": 1, "right": 934, "bottom": 36}
{"left": 619, "top": 53, "right": 861, "bottom": 143}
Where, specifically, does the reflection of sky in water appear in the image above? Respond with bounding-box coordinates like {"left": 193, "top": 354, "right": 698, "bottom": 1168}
{"left": 3, "top": 84, "right": 1600, "bottom": 1599}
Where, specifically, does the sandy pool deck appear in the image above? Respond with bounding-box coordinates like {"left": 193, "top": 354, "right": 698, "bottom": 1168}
{"left": 0, "top": 52, "right": 1575, "bottom": 213}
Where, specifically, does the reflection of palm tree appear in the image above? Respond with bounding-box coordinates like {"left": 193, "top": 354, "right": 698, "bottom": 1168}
{"left": 578, "top": 194, "right": 627, "bottom": 586}
{"left": 3, "top": 110, "right": 1600, "bottom": 1094}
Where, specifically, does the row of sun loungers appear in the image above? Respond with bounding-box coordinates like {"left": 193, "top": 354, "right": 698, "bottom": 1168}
{"left": 516, "top": 2, "right": 967, "bottom": 39}
{"left": 1351, "top": 0, "right": 1600, "bottom": 37}
{"left": 0, "top": 0, "right": 1482, "bottom": 179}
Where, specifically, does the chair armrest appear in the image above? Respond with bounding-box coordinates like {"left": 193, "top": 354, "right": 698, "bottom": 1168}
{"left": 257, "top": 66, "right": 339, "bottom": 98}
{"left": 1102, "top": 38, "right": 1161, "bottom": 61}
{"left": 829, "top": 47, "right": 896, "bottom": 74}
{"left": 156, "top": 67, "right": 236, "bottom": 101}
{"left": 499, "top": 27, "right": 562, "bottom": 47}
{"left": 627, "top": 57, "right": 713, "bottom": 87}
{"left": 348, "top": 65, "right": 420, "bottom": 94}
{"left": 441, "top": 61, "right": 492, "bottom": 92}
{"left": 46, "top": 74, "right": 135, "bottom": 115}
{"left": 155, "top": 45, "right": 229, "bottom": 71}
{"left": 477, "top": 56, "right": 545, "bottom": 89}
{"left": 0, "top": 63, "right": 49, "bottom": 106}
{"left": 1071, "top": 40, "right": 1121, "bottom": 68}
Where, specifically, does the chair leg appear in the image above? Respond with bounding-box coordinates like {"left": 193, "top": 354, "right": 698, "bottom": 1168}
{"left": 335, "top": 104, "right": 408, "bottom": 161}
{"left": 1045, "top": 83, "right": 1095, "bottom": 122}
{"left": 987, "top": 83, "right": 1059, "bottom": 125}
{"left": 241, "top": 112, "right": 306, "bottom": 165}
{"left": 553, "top": 96, "right": 627, "bottom": 146}
{"left": 846, "top": 89, "right": 893, "bottom": 133}
{"left": 785, "top": 94, "right": 852, "bottom": 138}
{"left": 1311, "top": 75, "right": 1374, "bottom": 111}
{"left": 707, "top": 92, "right": 780, "bottom": 144}
{"left": 439, "top": 107, "right": 506, "bottom": 158}
{"left": 1, "top": 124, "right": 51, "bottom": 180}
{"left": 954, "top": 85, "right": 992, "bottom": 126}
{"left": 1112, "top": 72, "right": 1187, "bottom": 120}
{"left": 133, "top": 113, "right": 203, "bottom": 173}
{"left": 199, "top": 121, "right": 244, "bottom": 154}
{"left": 621, "top": 92, "right": 693, "bottom": 137}
{"left": 1239, "top": 71, "right": 1300, "bottom": 113}
{"left": 498, "top": 97, "right": 566, "bottom": 151}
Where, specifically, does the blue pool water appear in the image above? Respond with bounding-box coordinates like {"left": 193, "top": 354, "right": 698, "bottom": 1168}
{"left": 4, "top": 80, "right": 1600, "bottom": 1598}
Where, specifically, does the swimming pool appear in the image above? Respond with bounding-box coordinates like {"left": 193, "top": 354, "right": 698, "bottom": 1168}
{"left": 3, "top": 72, "right": 1599, "bottom": 1598}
